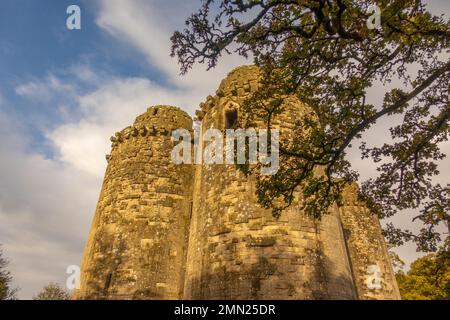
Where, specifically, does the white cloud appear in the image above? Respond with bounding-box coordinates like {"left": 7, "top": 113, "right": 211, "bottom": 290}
{"left": 69, "top": 64, "right": 102, "bottom": 84}
{"left": 95, "top": 0, "right": 247, "bottom": 96}
{"left": 47, "top": 0, "right": 249, "bottom": 182}
{"left": 48, "top": 75, "right": 201, "bottom": 178}
{"left": 15, "top": 74, "right": 75, "bottom": 102}
{"left": 0, "top": 110, "right": 100, "bottom": 299}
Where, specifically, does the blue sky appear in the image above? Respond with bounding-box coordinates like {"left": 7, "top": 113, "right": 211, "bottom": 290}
{"left": 0, "top": 0, "right": 448, "bottom": 299}
{"left": 0, "top": 0, "right": 168, "bottom": 156}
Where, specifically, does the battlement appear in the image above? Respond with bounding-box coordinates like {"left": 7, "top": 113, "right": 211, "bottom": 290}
{"left": 217, "top": 65, "right": 261, "bottom": 97}
{"left": 195, "top": 65, "right": 261, "bottom": 122}
{"left": 106, "top": 105, "right": 193, "bottom": 162}
{"left": 135, "top": 105, "right": 192, "bottom": 129}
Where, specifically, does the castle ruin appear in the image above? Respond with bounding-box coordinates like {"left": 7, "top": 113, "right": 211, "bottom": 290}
{"left": 74, "top": 66, "right": 400, "bottom": 300}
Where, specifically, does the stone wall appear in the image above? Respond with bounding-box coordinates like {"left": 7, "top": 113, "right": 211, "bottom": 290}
{"left": 184, "top": 164, "right": 358, "bottom": 299}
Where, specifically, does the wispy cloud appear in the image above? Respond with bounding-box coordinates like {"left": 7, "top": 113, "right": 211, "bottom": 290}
{"left": 95, "top": 0, "right": 247, "bottom": 98}
{"left": 15, "top": 74, "right": 75, "bottom": 102}
{"left": 0, "top": 109, "right": 100, "bottom": 299}
{"left": 49, "top": 74, "right": 199, "bottom": 177}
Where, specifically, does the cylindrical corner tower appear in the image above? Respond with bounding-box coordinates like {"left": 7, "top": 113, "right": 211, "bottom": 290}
{"left": 75, "top": 106, "right": 193, "bottom": 299}
{"left": 184, "top": 66, "right": 357, "bottom": 299}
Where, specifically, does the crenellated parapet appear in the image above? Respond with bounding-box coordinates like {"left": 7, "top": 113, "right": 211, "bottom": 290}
{"left": 105, "top": 105, "right": 193, "bottom": 163}
{"left": 195, "top": 66, "right": 261, "bottom": 122}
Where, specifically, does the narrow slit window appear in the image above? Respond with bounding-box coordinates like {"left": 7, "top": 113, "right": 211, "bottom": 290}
{"left": 104, "top": 273, "right": 112, "bottom": 290}
{"left": 225, "top": 109, "right": 238, "bottom": 129}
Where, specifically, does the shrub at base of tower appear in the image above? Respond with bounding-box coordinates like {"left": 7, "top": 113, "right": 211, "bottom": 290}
{"left": 0, "top": 245, "right": 17, "bottom": 300}
{"left": 33, "top": 283, "right": 71, "bottom": 300}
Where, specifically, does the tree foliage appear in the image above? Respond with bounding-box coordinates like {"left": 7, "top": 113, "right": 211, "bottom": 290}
{"left": 171, "top": 0, "right": 450, "bottom": 252}
{"left": 33, "top": 283, "right": 71, "bottom": 300}
{"left": 0, "top": 245, "right": 18, "bottom": 300}
{"left": 396, "top": 246, "right": 450, "bottom": 299}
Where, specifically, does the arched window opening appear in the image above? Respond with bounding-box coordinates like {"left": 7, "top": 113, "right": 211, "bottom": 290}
{"left": 225, "top": 109, "right": 238, "bottom": 129}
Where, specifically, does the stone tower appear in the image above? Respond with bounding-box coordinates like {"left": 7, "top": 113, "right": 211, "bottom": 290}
{"left": 184, "top": 66, "right": 357, "bottom": 299}
{"left": 74, "top": 106, "right": 193, "bottom": 299}
{"left": 75, "top": 65, "right": 400, "bottom": 300}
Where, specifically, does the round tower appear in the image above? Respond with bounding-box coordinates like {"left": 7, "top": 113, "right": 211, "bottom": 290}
{"left": 75, "top": 106, "right": 193, "bottom": 299}
{"left": 184, "top": 66, "right": 357, "bottom": 299}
